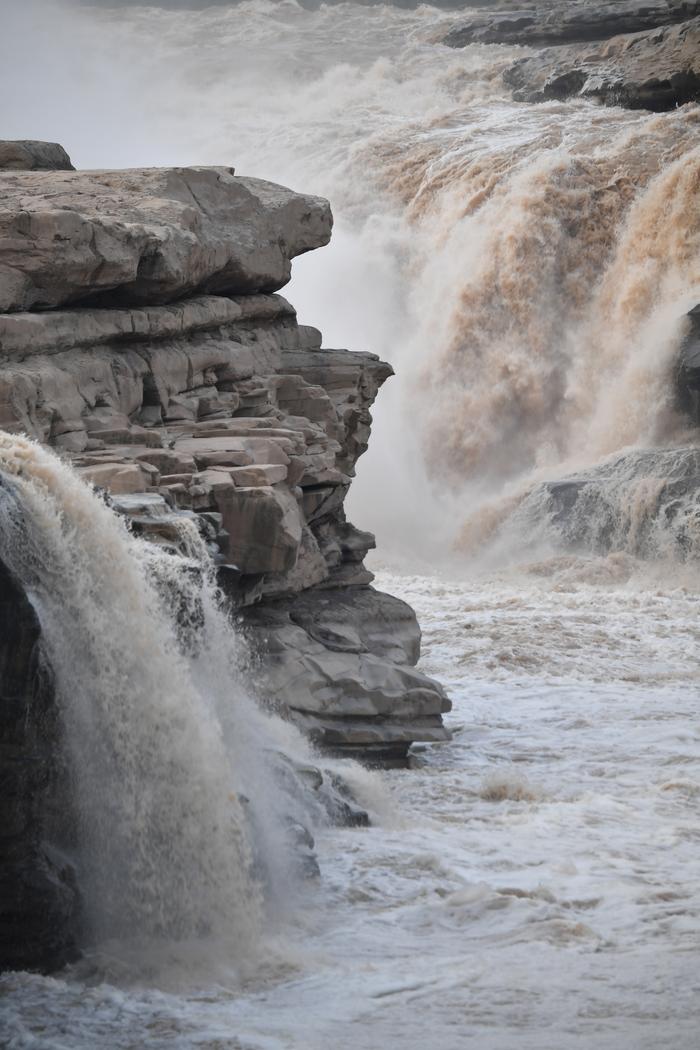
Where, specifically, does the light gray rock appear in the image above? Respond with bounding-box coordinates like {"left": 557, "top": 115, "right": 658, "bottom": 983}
{"left": 0, "top": 166, "right": 444, "bottom": 752}
{"left": 0, "top": 167, "right": 332, "bottom": 312}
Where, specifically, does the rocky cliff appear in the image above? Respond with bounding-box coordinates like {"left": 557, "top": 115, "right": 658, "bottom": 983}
{"left": 0, "top": 146, "right": 449, "bottom": 973}
{"left": 444, "top": 0, "right": 700, "bottom": 110}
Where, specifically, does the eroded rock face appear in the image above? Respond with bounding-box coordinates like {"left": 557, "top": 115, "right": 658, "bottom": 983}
{"left": 240, "top": 587, "right": 450, "bottom": 766}
{"left": 0, "top": 287, "right": 448, "bottom": 763}
{"left": 503, "top": 14, "right": 700, "bottom": 109}
{"left": 442, "top": 0, "right": 700, "bottom": 110}
{"left": 0, "top": 166, "right": 332, "bottom": 312}
{"left": 0, "top": 156, "right": 449, "bottom": 971}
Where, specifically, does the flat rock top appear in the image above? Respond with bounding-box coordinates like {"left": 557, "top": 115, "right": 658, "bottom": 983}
{"left": 0, "top": 166, "right": 332, "bottom": 312}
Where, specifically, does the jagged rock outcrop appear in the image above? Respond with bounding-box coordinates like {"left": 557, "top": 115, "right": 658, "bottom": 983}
{"left": 443, "top": 0, "right": 700, "bottom": 110}
{"left": 0, "top": 285, "right": 451, "bottom": 750}
{"left": 502, "top": 13, "right": 700, "bottom": 108}
{"left": 241, "top": 587, "right": 450, "bottom": 765}
{"left": 0, "top": 149, "right": 449, "bottom": 970}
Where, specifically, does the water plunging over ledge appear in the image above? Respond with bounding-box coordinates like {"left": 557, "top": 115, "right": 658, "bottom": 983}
{"left": 0, "top": 433, "right": 363, "bottom": 983}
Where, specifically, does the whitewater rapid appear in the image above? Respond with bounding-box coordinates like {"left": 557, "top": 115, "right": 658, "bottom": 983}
{"left": 4, "top": 556, "right": 700, "bottom": 1048}
{"left": 2, "top": 0, "right": 700, "bottom": 1046}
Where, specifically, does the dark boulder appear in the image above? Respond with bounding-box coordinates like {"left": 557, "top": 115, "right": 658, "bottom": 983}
{"left": 0, "top": 560, "right": 80, "bottom": 973}
{"left": 677, "top": 305, "right": 700, "bottom": 423}
{"left": 0, "top": 141, "right": 74, "bottom": 171}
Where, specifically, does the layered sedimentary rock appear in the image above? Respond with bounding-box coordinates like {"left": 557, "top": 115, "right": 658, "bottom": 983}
{"left": 0, "top": 166, "right": 331, "bottom": 311}
{"left": 444, "top": 0, "right": 700, "bottom": 111}
{"left": 0, "top": 157, "right": 448, "bottom": 755}
{"left": 242, "top": 587, "right": 450, "bottom": 763}
{"left": 0, "top": 149, "right": 450, "bottom": 972}
{"left": 503, "top": 14, "right": 700, "bottom": 108}
{"left": 444, "top": 0, "right": 699, "bottom": 48}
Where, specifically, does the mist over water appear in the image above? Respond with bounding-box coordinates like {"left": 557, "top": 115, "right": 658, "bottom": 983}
{"left": 6, "top": 0, "right": 698, "bottom": 566}
{"left": 2, "top": 1, "right": 700, "bottom": 1046}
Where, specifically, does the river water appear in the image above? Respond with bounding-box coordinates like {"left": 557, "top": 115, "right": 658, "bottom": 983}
{"left": 2, "top": 1, "right": 700, "bottom": 1046}
{"left": 4, "top": 556, "right": 700, "bottom": 1048}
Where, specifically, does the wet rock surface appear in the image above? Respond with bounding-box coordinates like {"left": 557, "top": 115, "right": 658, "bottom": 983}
{"left": 240, "top": 586, "right": 451, "bottom": 766}
{"left": 444, "top": 0, "right": 699, "bottom": 48}
{"left": 676, "top": 305, "right": 700, "bottom": 422}
{"left": 0, "top": 558, "right": 79, "bottom": 973}
{"left": 444, "top": 0, "right": 700, "bottom": 111}
{"left": 524, "top": 444, "right": 700, "bottom": 559}
{"left": 502, "top": 13, "right": 700, "bottom": 108}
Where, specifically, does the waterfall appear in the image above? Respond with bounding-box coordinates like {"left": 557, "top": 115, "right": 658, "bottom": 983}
{"left": 6, "top": 1, "right": 699, "bottom": 566}
{"left": 0, "top": 433, "right": 320, "bottom": 978}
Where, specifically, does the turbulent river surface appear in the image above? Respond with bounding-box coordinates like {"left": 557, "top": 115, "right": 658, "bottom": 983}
{"left": 5, "top": 558, "right": 700, "bottom": 1049}
{"left": 2, "top": 0, "right": 700, "bottom": 1047}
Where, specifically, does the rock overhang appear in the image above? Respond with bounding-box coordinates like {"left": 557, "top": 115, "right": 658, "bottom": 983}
{"left": 0, "top": 165, "right": 333, "bottom": 312}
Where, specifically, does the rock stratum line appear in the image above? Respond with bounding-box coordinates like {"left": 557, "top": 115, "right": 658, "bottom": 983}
{"left": 0, "top": 149, "right": 449, "bottom": 974}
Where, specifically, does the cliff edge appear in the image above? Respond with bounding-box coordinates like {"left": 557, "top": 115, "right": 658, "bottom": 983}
{"left": 0, "top": 145, "right": 450, "bottom": 973}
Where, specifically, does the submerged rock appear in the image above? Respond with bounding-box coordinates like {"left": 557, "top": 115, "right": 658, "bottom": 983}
{"left": 505, "top": 446, "right": 700, "bottom": 560}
